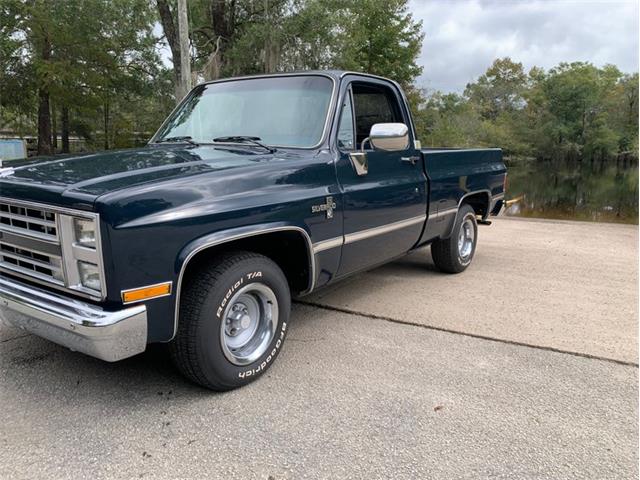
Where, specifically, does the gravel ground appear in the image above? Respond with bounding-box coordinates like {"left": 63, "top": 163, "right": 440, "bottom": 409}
{"left": 0, "top": 217, "right": 637, "bottom": 479}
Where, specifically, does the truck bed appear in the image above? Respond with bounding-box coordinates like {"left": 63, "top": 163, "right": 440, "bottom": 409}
{"left": 419, "top": 148, "right": 506, "bottom": 243}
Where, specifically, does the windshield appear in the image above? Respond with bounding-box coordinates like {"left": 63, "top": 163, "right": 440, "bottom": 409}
{"left": 153, "top": 76, "right": 334, "bottom": 148}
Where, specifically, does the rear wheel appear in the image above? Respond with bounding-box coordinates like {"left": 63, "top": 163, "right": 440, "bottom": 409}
{"left": 431, "top": 204, "right": 478, "bottom": 273}
{"left": 170, "top": 251, "right": 290, "bottom": 391}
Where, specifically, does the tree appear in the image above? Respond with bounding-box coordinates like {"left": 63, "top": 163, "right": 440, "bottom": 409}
{"left": 612, "top": 73, "right": 638, "bottom": 155}
{"left": 157, "top": 0, "right": 192, "bottom": 101}
{"left": 198, "top": 0, "right": 289, "bottom": 78}
{"left": 333, "top": 0, "right": 424, "bottom": 87}
{"left": 464, "top": 57, "right": 527, "bottom": 120}
{"left": 414, "top": 90, "right": 483, "bottom": 148}
{"left": 177, "top": 0, "right": 192, "bottom": 99}
{"left": 2, "top": 0, "right": 638, "bottom": 175}
{"left": 527, "top": 62, "right": 624, "bottom": 161}
{"left": 1, "top": 0, "right": 160, "bottom": 154}
{"left": 157, "top": 0, "right": 424, "bottom": 88}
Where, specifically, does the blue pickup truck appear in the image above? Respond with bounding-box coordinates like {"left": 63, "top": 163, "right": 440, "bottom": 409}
{"left": 0, "top": 72, "right": 506, "bottom": 390}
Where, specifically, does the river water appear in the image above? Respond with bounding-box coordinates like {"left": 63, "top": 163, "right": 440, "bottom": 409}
{"left": 503, "top": 157, "right": 638, "bottom": 224}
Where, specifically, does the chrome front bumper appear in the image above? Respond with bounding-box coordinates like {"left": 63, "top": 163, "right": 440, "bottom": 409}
{"left": 0, "top": 276, "right": 147, "bottom": 362}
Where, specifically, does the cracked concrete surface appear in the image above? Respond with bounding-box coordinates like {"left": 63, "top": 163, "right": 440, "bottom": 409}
{"left": 306, "top": 217, "right": 639, "bottom": 364}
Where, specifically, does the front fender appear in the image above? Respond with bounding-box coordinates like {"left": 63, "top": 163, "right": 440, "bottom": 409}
{"left": 171, "top": 222, "right": 315, "bottom": 341}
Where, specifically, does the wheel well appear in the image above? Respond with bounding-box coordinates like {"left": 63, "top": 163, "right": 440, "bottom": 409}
{"left": 460, "top": 192, "right": 490, "bottom": 218}
{"left": 181, "top": 231, "right": 312, "bottom": 295}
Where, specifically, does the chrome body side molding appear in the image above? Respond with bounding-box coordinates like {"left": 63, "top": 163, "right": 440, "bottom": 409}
{"left": 430, "top": 207, "right": 458, "bottom": 219}
{"left": 313, "top": 236, "right": 344, "bottom": 254}
{"left": 344, "top": 215, "right": 426, "bottom": 244}
{"left": 312, "top": 214, "right": 427, "bottom": 254}
{"left": 173, "top": 215, "right": 430, "bottom": 338}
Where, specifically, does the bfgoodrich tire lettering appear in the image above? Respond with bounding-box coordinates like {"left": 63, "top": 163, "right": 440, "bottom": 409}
{"left": 431, "top": 204, "right": 478, "bottom": 274}
{"left": 170, "top": 251, "right": 290, "bottom": 391}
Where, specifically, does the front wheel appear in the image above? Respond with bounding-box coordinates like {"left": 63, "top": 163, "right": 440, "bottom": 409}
{"left": 170, "top": 251, "right": 290, "bottom": 391}
{"left": 431, "top": 204, "right": 478, "bottom": 273}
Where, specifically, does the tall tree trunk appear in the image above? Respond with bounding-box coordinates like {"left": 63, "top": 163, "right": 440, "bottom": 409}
{"left": 103, "top": 100, "right": 109, "bottom": 151}
{"left": 61, "top": 106, "right": 70, "bottom": 153}
{"left": 204, "top": 0, "right": 235, "bottom": 81}
{"left": 37, "top": 36, "right": 52, "bottom": 156}
{"left": 37, "top": 88, "right": 52, "bottom": 155}
{"left": 51, "top": 102, "right": 58, "bottom": 151}
{"left": 177, "top": 0, "right": 191, "bottom": 100}
{"left": 157, "top": 0, "right": 184, "bottom": 103}
{"left": 262, "top": 0, "right": 279, "bottom": 74}
{"left": 263, "top": 0, "right": 276, "bottom": 73}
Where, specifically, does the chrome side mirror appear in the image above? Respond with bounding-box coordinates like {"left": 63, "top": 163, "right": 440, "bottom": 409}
{"left": 368, "top": 123, "right": 409, "bottom": 151}
{"left": 348, "top": 123, "right": 409, "bottom": 177}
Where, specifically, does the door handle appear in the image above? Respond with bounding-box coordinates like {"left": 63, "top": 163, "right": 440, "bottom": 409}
{"left": 401, "top": 156, "right": 420, "bottom": 165}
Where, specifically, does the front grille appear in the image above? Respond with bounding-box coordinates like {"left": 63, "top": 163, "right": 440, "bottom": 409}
{"left": 0, "top": 241, "right": 64, "bottom": 284}
{"left": 0, "top": 198, "right": 105, "bottom": 300}
{"left": 0, "top": 200, "right": 58, "bottom": 241}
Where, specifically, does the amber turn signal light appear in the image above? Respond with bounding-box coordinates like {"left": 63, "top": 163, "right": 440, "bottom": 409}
{"left": 122, "top": 282, "right": 172, "bottom": 303}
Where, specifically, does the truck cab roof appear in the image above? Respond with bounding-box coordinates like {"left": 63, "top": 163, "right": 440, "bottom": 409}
{"left": 199, "top": 70, "right": 401, "bottom": 87}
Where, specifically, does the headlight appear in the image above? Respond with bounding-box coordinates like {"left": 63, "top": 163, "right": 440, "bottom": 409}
{"left": 78, "top": 261, "right": 101, "bottom": 291}
{"left": 74, "top": 218, "right": 96, "bottom": 248}
{"left": 58, "top": 213, "right": 105, "bottom": 298}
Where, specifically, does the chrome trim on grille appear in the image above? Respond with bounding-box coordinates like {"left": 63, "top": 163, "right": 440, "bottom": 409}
{"left": 0, "top": 198, "right": 58, "bottom": 241}
{"left": 0, "top": 197, "right": 106, "bottom": 301}
{"left": 0, "top": 241, "right": 63, "bottom": 285}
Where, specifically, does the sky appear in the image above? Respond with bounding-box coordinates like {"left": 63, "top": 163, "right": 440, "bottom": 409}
{"left": 409, "top": 0, "right": 640, "bottom": 93}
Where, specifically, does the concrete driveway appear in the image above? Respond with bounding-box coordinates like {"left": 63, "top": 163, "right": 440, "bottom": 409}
{"left": 0, "top": 217, "right": 637, "bottom": 479}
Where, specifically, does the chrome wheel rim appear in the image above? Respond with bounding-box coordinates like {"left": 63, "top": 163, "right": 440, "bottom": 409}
{"left": 220, "top": 283, "right": 278, "bottom": 366}
{"left": 457, "top": 216, "right": 475, "bottom": 262}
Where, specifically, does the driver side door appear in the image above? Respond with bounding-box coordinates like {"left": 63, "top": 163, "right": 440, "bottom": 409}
{"left": 334, "top": 77, "right": 427, "bottom": 276}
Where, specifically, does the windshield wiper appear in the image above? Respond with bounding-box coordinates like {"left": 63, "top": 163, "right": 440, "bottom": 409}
{"left": 155, "top": 136, "right": 199, "bottom": 146}
{"left": 212, "top": 135, "right": 276, "bottom": 153}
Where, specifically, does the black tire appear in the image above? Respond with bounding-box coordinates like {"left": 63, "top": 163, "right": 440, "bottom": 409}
{"left": 431, "top": 204, "right": 478, "bottom": 274}
{"left": 170, "top": 251, "right": 290, "bottom": 391}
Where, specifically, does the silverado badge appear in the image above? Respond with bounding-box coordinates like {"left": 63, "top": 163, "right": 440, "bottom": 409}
{"left": 311, "top": 196, "right": 336, "bottom": 219}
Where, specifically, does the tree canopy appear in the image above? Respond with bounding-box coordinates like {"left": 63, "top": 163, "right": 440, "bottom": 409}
{"left": 0, "top": 0, "right": 637, "bottom": 170}
{"left": 1, "top": 0, "right": 166, "bottom": 153}
{"left": 418, "top": 58, "right": 638, "bottom": 163}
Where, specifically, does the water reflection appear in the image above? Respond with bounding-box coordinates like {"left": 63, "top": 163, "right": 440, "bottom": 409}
{"left": 504, "top": 157, "right": 638, "bottom": 224}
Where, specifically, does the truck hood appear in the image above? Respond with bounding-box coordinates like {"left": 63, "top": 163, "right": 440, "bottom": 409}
{"left": 0, "top": 145, "right": 298, "bottom": 210}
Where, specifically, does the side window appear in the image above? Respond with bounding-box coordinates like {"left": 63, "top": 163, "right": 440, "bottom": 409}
{"left": 337, "top": 90, "right": 355, "bottom": 150}
{"left": 352, "top": 83, "right": 404, "bottom": 147}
